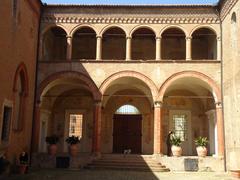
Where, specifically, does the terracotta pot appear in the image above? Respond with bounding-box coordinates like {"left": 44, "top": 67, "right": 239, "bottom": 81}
{"left": 48, "top": 144, "right": 57, "bottom": 156}
{"left": 69, "top": 144, "right": 78, "bottom": 156}
{"left": 19, "top": 164, "right": 28, "bottom": 174}
{"left": 171, "top": 145, "right": 182, "bottom": 157}
{"left": 230, "top": 170, "right": 240, "bottom": 178}
{"left": 196, "top": 146, "right": 207, "bottom": 157}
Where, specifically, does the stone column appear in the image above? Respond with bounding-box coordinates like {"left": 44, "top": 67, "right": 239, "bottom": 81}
{"left": 126, "top": 37, "right": 132, "bottom": 61}
{"left": 96, "top": 36, "right": 102, "bottom": 60}
{"left": 66, "top": 36, "right": 72, "bottom": 60}
{"left": 153, "top": 101, "right": 163, "bottom": 155}
{"left": 156, "top": 37, "right": 161, "bottom": 60}
{"left": 217, "top": 36, "right": 222, "bottom": 61}
{"left": 215, "top": 102, "right": 224, "bottom": 157}
{"left": 92, "top": 101, "right": 102, "bottom": 156}
{"left": 186, "top": 36, "right": 192, "bottom": 61}
{"left": 32, "top": 101, "right": 41, "bottom": 152}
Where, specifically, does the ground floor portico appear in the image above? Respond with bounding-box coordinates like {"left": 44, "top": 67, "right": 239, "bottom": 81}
{"left": 32, "top": 70, "right": 224, "bottom": 162}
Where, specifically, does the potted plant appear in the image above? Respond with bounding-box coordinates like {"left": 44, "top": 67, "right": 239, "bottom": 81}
{"left": 195, "top": 136, "right": 208, "bottom": 157}
{"left": 19, "top": 152, "right": 28, "bottom": 174}
{"left": 170, "top": 135, "right": 182, "bottom": 157}
{"left": 66, "top": 136, "right": 80, "bottom": 156}
{"left": 45, "top": 135, "right": 59, "bottom": 156}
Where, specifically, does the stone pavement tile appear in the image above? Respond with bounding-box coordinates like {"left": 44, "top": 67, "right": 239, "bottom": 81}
{"left": 3, "top": 169, "right": 234, "bottom": 180}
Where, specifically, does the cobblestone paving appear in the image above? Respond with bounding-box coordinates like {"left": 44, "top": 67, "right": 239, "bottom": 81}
{"left": 2, "top": 169, "right": 236, "bottom": 180}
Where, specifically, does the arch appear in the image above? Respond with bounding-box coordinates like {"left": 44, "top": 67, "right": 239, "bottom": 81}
{"left": 158, "top": 71, "right": 221, "bottom": 102}
{"left": 191, "top": 27, "right": 217, "bottom": 60}
{"left": 160, "top": 25, "right": 187, "bottom": 37}
{"left": 99, "top": 71, "right": 158, "bottom": 101}
{"left": 13, "top": 62, "right": 29, "bottom": 130}
{"left": 102, "top": 26, "right": 126, "bottom": 60}
{"left": 100, "top": 24, "right": 127, "bottom": 37}
{"left": 161, "top": 26, "right": 186, "bottom": 60}
{"left": 41, "top": 24, "right": 68, "bottom": 36}
{"left": 190, "top": 25, "right": 218, "bottom": 37}
{"left": 13, "top": 62, "right": 29, "bottom": 96}
{"left": 37, "top": 71, "right": 102, "bottom": 101}
{"left": 72, "top": 26, "right": 97, "bottom": 59}
{"left": 130, "top": 25, "right": 157, "bottom": 37}
{"left": 70, "top": 24, "right": 97, "bottom": 37}
{"left": 41, "top": 26, "right": 67, "bottom": 61}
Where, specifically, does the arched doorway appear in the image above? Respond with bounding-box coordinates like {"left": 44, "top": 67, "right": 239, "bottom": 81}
{"left": 113, "top": 105, "right": 142, "bottom": 154}
{"left": 100, "top": 72, "right": 157, "bottom": 155}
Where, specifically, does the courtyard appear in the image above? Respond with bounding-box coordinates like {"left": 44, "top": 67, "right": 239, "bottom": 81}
{"left": 4, "top": 169, "right": 234, "bottom": 180}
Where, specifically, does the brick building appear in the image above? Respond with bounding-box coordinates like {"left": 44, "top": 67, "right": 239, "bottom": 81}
{"left": 0, "top": 0, "right": 240, "bottom": 172}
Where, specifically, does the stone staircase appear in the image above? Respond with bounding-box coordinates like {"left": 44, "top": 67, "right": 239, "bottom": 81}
{"left": 85, "top": 154, "right": 170, "bottom": 172}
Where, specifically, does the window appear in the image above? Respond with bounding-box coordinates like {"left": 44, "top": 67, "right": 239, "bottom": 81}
{"left": 173, "top": 114, "right": 187, "bottom": 141}
{"left": 68, "top": 114, "right": 83, "bottom": 139}
{"left": 115, "top": 104, "right": 140, "bottom": 115}
{"left": 1, "top": 106, "right": 12, "bottom": 142}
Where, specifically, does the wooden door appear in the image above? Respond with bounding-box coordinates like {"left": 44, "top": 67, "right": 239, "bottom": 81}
{"left": 113, "top": 114, "right": 142, "bottom": 154}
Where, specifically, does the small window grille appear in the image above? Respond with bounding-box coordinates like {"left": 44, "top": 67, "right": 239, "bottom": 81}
{"left": 68, "top": 114, "right": 83, "bottom": 139}
{"left": 173, "top": 114, "right": 187, "bottom": 141}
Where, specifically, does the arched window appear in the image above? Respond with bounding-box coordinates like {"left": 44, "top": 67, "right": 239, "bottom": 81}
{"left": 72, "top": 27, "right": 96, "bottom": 59}
{"left": 115, "top": 105, "right": 140, "bottom": 115}
{"left": 102, "top": 27, "right": 126, "bottom": 60}
{"left": 231, "top": 12, "right": 237, "bottom": 49}
{"left": 13, "top": 64, "right": 28, "bottom": 130}
{"left": 192, "top": 28, "right": 217, "bottom": 60}
{"left": 161, "top": 28, "right": 186, "bottom": 60}
{"left": 42, "top": 27, "right": 67, "bottom": 61}
{"left": 132, "top": 28, "right": 156, "bottom": 60}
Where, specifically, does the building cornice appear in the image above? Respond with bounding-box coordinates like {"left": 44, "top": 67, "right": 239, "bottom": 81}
{"left": 42, "top": 15, "right": 220, "bottom": 24}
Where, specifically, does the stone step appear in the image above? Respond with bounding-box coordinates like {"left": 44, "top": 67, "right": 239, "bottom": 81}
{"left": 91, "top": 160, "right": 163, "bottom": 166}
{"left": 93, "top": 158, "right": 158, "bottom": 163}
{"left": 85, "top": 154, "right": 170, "bottom": 172}
{"left": 89, "top": 163, "right": 166, "bottom": 168}
{"left": 86, "top": 165, "right": 170, "bottom": 172}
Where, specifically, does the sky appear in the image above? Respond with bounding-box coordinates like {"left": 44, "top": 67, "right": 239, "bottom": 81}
{"left": 41, "top": 0, "right": 219, "bottom": 5}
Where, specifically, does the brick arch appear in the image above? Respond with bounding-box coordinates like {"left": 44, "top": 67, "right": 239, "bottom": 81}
{"left": 159, "top": 24, "right": 187, "bottom": 37}
{"left": 70, "top": 24, "right": 97, "bottom": 37}
{"left": 99, "top": 24, "right": 127, "bottom": 37}
{"left": 130, "top": 25, "right": 157, "bottom": 37}
{"left": 37, "top": 71, "right": 102, "bottom": 101}
{"left": 190, "top": 25, "right": 218, "bottom": 37}
{"left": 13, "top": 62, "right": 29, "bottom": 96}
{"left": 99, "top": 71, "right": 158, "bottom": 101}
{"left": 158, "top": 71, "right": 221, "bottom": 102}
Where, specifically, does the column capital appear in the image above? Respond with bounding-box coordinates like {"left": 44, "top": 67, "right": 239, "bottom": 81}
{"left": 66, "top": 35, "right": 72, "bottom": 39}
{"left": 215, "top": 102, "right": 222, "bottom": 109}
{"left": 96, "top": 35, "right": 102, "bottom": 39}
{"left": 217, "top": 36, "right": 221, "bottom": 41}
{"left": 154, "top": 101, "right": 163, "bottom": 108}
{"left": 186, "top": 36, "right": 192, "bottom": 40}
{"left": 94, "top": 101, "right": 102, "bottom": 107}
{"left": 126, "top": 36, "right": 132, "bottom": 40}
{"left": 156, "top": 36, "right": 162, "bottom": 40}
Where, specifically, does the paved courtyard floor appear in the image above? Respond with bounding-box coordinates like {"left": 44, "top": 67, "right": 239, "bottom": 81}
{"left": 2, "top": 169, "right": 236, "bottom": 180}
